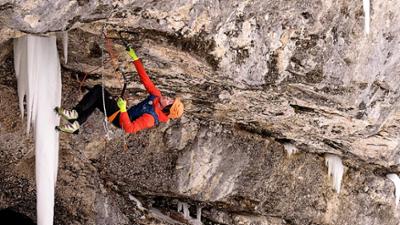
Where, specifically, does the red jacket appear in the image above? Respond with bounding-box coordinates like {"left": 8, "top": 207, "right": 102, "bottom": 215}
{"left": 119, "top": 59, "right": 169, "bottom": 133}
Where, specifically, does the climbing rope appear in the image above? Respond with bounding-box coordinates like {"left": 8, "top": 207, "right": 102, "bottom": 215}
{"left": 104, "top": 32, "right": 127, "bottom": 97}
{"left": 100, "top": 25, "right": 112, "bottom": 140}
{"left": 101, "top": 29, "right": 129, "bottom": 151}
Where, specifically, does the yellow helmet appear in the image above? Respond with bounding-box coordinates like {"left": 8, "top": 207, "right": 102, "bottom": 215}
{"left": 168, "top": 98, "right": 184, "bottom": 119}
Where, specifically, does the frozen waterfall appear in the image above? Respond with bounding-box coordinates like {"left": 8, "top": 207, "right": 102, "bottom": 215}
{"left": 14, "top": 35, "right": 61, "bottom": 225}
{"left": 324, "top": 154, "right": 344, "bottom": 193}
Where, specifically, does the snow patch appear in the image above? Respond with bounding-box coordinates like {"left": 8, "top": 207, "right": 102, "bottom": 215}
{"left": 14, "top": 35, "right": 61, "bottom": 225}
{"left": 324, "top": 154, "right": 344, "bottom": 193}
{"left": 386, "top": 173, "right": 400, "bottom": 206}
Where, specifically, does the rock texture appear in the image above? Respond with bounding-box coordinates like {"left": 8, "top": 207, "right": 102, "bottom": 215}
{"left": 1, "top": 0, "right": 400, "bottom": 225}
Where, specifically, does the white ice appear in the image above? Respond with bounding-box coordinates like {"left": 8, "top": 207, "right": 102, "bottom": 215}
{"left": 14, "top": 35, "right": 61, "bottom": 225}
{"left": 363, "top": 0, "right": 370, "bottom": 34}
{"left": 177, "top": 201, "right": 203, "bottom": 225}
{"left": 182, "top": 202, "right": 190, "bottom": 220}
{"left": 62, "top": 31, "right": 68, "bottom": 64}
{"left": 196, "top": 206, "right": 202, "bottom": 223}
{"left": 128, "top": 194, "right": 146, "bottom": 211}
{"left": 324, "top": 154, "right": 344, "bottom": 193}
{"left": 386, "top": 173, "right": 400, "bottom": 206}
{"left": 177, "top": 201, "right": 183, "bottom": 212}
{"left": 283, "top": 143, "right": 298, "bottom": 157}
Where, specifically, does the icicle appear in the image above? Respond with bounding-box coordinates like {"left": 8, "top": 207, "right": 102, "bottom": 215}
{"left": 363, "top": 0, "right": 370, "bottom": 34}
{"left": 324, "top": 154, "right": 344, "bottom": 193}
{"left": 13, "top": 36, "right": 28, "bottom": 120}
{"left": 196, "top": 206, "right": 202, "bottom": 222}
{"left": 283, "top": 143, "right": 298, "bottom": 157}
{"left": 182, "top": 202, "right": 190, "bottom": 220}
{"left": 177, "top": 201, "right": 183, "bottom": 212}
{"left": 176, "top": 202, "right": 203, "bottom": 225}
{"left": 128, "top": 194, "right": 146, "bottom": 211}
{"left": 386, "top": 174, "right": 400, "bottom": 206}
{"left": 14, "top": 35, "right": 61, "bottom": 225}
{"left": 62, "top": 31, "right": 68, "bottom": 64}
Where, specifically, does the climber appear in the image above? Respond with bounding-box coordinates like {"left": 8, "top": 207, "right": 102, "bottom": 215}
{"left": 55, "top": 47, "right": 184, "bottom": 134}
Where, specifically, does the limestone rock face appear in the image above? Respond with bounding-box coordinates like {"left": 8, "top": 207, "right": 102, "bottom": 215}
{"left": 1, "top": 0, "right": 400, "bottom": 225}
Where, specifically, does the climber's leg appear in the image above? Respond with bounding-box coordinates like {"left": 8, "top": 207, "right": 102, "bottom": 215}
{"left": 55, "top": 85, "right": 121, "bottom": 133}
{"left": 73, "top": 85, "right": 119, "bottom": 125}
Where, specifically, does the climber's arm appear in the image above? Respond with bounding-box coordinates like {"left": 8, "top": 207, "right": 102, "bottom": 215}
{"left": 119, "top": 112, "right": 155, "bottom": 133}
{"left": 127, "top": 48, "right": 161, "bottom": 97}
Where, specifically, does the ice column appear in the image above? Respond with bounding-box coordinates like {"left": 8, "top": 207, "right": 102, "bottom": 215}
{"left": 386, "top": 173, "right": 400, "bottom": 206}
{"left": 363, "top": 0, "right": 370, "bottom": 34}
{"left": 324, "top": 154, "right": 344, "bottom": 193}
{"left": 177, "top": 201, "right": 203, "bottom": 225}
{"left": 196, "top": 206, "right": 202, "bottom": 223}
{"left": 62, "top": 31, "right": 68, "bottom": 64}
{"left": 14, "top": 35, "right": 61, "bottom": 225}
{"left": 182, "top": 202, "right": 190, "bottom": 220}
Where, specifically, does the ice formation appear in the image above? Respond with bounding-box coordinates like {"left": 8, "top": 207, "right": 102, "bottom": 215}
{"left": 182, "top": 202, "right": 190, "bottom": 220}
{"left": 128, "top": 194, "right": 146, "bottom": 211}
{"left": 177, "top": 201, "right": 203, "bottom": 225}
{"left": 363, "top": 0, "right": 370, "bottom": 34}
{"left": 62, "top": 31, "right": 68, "bottom": 64}
{"left": 283, "top": 143, "right": 298, "bottom": 157}
{"left": 14, "top": 35, "right": 61, "bottom": 225}
{"left": 324, "top": 154, "right": 344, "bottom": 193}
{"left": 177, "top": 201, "right": 182, "bottom": 211}
{"left": 196, "top": 206, "right": 202, "bottom": 222}
{"left": 386, "top": 173, "right": 400, "bottom": 206}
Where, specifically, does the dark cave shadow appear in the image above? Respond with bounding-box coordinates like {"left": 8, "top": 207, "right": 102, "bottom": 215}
{"left": 0, "top": 208, "right": 36, "bottom": 225}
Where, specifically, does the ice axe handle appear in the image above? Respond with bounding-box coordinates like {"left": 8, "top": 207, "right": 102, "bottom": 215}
{"left": 120, "top": 67, "right": 128, "bottom": 98}
{"left": 118, "top": 32, "right": 132, "bottom": 51}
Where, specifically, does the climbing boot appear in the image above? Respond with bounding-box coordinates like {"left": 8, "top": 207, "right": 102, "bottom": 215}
{"left": 55, "top": 107, "right": 78, "bottom": 120}
{"left": 55, "top": 121, "right": 80, "bottom": 134}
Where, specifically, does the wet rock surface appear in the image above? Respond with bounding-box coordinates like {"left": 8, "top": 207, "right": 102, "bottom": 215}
{"left": 1, "top": 0, "right": 400, "bottom": 224}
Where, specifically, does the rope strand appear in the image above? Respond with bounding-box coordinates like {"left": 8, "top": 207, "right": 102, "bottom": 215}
{"left": 103, "top": 30, "right": 129, "bottom": 150}
{"left": 100, "top": 25, "right": 111, "bottom": 140}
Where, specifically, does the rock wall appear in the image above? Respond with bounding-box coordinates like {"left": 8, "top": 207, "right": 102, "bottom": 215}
{"left": 1, "top": 0, "right": 400, "bottom": 224}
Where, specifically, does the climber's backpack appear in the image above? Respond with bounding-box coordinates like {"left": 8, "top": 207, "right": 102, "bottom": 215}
{"left": 127, "top": 95, "right": 159, "bottom": 125}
